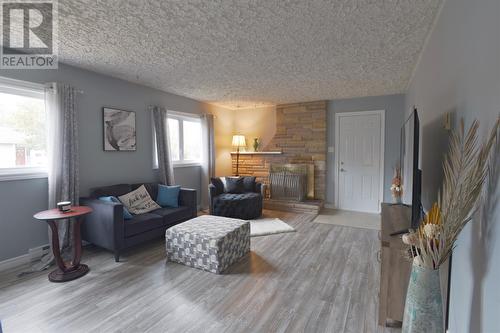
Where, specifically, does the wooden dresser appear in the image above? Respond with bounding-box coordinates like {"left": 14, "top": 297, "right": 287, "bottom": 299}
{"left": 378, "top": 203, "right": 412, "bottom": 327}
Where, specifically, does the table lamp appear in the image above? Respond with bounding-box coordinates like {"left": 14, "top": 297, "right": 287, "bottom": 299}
{"left": 232, "top": 135, "right": 246, "bottom": 176}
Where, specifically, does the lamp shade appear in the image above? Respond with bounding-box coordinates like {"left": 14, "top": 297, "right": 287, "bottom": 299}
{"left": 232, "top": 135, "right": 246, "bottom": 148}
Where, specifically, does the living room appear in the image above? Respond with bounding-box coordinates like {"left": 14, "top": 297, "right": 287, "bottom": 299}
{"left": 0, "top": 0, "right": 498, "bottom": 332}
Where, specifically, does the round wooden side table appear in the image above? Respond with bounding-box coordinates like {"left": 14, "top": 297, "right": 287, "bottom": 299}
{"left": 34, "top": 206, "right": 93, "bottom": 282}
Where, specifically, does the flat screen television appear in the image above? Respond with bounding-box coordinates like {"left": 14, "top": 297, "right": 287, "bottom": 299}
{"left": 394, "top": 108, "right": 422, "bottom": 234}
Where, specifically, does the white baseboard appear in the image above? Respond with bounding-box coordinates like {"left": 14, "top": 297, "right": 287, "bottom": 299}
{"left": 324, "top": 203, "right": 336, "bottom": 209}
{"left": 0, "top": 254, "right": 30, "bottom": 271}
{"left": 0, "top": 244, "right": 49, "bottom": 272}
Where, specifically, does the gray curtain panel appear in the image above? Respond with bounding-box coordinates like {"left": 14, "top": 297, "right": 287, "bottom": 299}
{"left": 201, "top": 113, "right": 215, "bottom": 209}
{"left": 151, "top": 106, "right": 175, "bottom": 185}
{"left": 38, "top": 83, "right": 79, "bottom": 270}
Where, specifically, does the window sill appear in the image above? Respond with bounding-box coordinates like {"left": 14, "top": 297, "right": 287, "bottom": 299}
{"left": 0, "top": 169, "right": 48, "bottom": 181}
{"left": 174, "top": 162, "right": 201, "bottom": 168}
{"left": 153, "top": 162, "right": 202, "bottom": 170}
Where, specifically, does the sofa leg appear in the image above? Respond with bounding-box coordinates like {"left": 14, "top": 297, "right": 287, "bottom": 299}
{"left": 114, "top": 251, "right": 120, "bottom": 262}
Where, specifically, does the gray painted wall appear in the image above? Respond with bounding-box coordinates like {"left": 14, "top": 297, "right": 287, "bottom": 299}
{"left": 0, "top": 178, "right": 48, "bottom": 261}
{"left": 326, "top": 94, "right": 406, "bottom": 205}
{"left": 0, "top": 64, "right": 206, "bottom": 262}
{"left": 405, "top": 0, "right": 499, "bottom": 331}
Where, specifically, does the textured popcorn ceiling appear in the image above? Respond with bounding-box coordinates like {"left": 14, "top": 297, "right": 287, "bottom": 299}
{"left": 58, "top": 0, "right": 442, "bottom": 108}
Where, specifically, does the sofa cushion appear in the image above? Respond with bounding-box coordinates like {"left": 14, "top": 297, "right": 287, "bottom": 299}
{"left": 98, "top": 196, "right": 133, "bottom": 219}
{"left": 118, "top": 185, "right": 161, "bottom": 214}
{"left": 131, "top": 183, "right": 158, "bottom": 201}
{"left": 242, "top": 176, "right": 256, "bottom": 192}
{"left": 217, "top": 192, "right": 261, "bottom": 201}
{"left": 225, "top": 177, "right": 244, "bottom": 194}
{"left": 91, "top": 184, "right": 131, "bottom": 198}
{"left": 157, "top": 185, "right": 181, "bottom": 208}
{"left": 210, "top": 177, "right": 225, "bottom": 194}
{"left": 151, "top": 206, "right": 192, "bottom": 226}
{"left": 220, "top": 177, "right": 229, "bottom": 192}
{"left": 124, "top": 213, "right": 163, "bottom": 237}
{"left": 212, "top": 192, "right": 262, "bottom": 220}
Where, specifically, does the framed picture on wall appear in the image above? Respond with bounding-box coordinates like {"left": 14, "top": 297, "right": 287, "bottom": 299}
{"left": 103, "top": 107, "right": 136, "bottom": 151}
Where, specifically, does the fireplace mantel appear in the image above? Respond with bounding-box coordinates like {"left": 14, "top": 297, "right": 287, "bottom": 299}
{"left": 230, "top": 101, "right": 326, "bottom": 200}
{"left": 230, "top": 151, "right": 282, "bottom": 155}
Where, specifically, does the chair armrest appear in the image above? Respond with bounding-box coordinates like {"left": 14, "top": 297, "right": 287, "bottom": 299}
{"left": 208, "top": 184, "right": 219, "bottom": 214}
{"left": 179, "top": 188, "right": 197, "bottom": 217}
{"left": 80, "top": 197, "right": 124, "bottom": 251}
{"left": 255, "top": 182, "right": 267, "bottom": 197}
{"left": 208, "top": 184, "right": 219, "bottom": 197}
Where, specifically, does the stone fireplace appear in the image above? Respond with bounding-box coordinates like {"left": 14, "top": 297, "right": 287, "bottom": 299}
{"left": 231, "top": 101, "right": 326, "bottom": 202}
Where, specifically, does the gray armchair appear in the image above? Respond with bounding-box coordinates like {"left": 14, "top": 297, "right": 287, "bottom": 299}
{"left": 209, "top": 176, "right": 266, "bottom": 220}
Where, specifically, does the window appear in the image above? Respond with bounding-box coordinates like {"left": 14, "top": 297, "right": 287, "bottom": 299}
{"left": 0, "top": 77, "right": 47, "bottom": 180}
{"left": 180, "top": 119, "right": 202, "bottom": 161}
{"left": 153, "top": 112, "right": 202, "bottom": 168}
{"left": 167, "top": 118, "right": 180, "bottom": 161}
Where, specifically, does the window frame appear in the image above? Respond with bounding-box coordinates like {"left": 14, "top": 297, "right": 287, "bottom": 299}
{"left": 152, "top": 111, "right": 202, "bottom": 169}
{"left": 0, "top": 76, "right": 47, "bottom": 181}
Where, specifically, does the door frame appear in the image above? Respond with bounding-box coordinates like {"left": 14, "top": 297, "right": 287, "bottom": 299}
{"left": 334, "top": 110, "right": 385, "bottom": 213}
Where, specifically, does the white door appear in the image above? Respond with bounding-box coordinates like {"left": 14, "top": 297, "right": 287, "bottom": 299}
{"left": 335, "top": 111, "right": 384, "bottom": 213}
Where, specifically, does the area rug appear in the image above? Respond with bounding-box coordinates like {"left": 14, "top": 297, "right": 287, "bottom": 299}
{"left": 250, "top": 217, "right": 296, "bottom": 237}
{"left": 313, "top": 209, "right": 381, "bottom": 230}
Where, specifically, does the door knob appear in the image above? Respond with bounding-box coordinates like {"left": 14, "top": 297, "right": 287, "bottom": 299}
{"left": 340, "top": 168, "right": 346, "bottom": 172}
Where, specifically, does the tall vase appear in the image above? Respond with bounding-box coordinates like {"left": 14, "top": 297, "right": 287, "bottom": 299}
{"left": 403, "top": 263, "right": 443, "bottom": 333}
{"left": 392, "top": 194, "right": 402, "bottom": 204}
{"left": 253, "top": 138, "right": 260, "bottom": 152}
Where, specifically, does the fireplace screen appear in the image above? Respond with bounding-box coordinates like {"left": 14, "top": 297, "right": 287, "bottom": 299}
{"left": 269, "top": 164, "right": 312, "bottom": 201}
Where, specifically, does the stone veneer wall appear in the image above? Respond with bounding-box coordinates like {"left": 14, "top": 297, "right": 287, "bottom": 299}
{"left": 231, "top": 101, "right": 327, "bottom": 199}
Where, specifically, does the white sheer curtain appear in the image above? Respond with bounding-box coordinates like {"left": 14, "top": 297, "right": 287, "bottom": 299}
{"left": 151, "top": 105, "right": 175, "bottom": 185}
{"left": 201, "top": 113, "right": 215, "bottom": 209}
{"left": 38, "top": 82, "right": 79, "bottom": 269}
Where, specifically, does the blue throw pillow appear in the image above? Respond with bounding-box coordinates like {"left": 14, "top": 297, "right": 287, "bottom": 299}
{"left": 157, "top": 185, "right": 181, "bottom": 208}
{"left": 98, "top": 196, "right": 133, "bottom": 220}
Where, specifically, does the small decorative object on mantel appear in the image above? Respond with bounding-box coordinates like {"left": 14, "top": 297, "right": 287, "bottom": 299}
{"left": 390, "top": 164, "right": 402, "bottom": 204}
{"left": 401, "top": 118, "right": 498, "bottom": 333}
{"left": 57, "top": 201, "right": 72, "bottom": 212}
{"left": 103, "top": 107, "right": 136, "bottom": 151}
{"left": 253, "top": 138, "right": 260, "bottom": 152}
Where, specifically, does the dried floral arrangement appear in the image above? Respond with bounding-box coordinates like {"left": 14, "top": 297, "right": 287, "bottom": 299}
{"left": 390, "top": 165, "right": 403, "bottom": 201}
{"left": 402, "top": 118, "right": 499, "bottom": 269}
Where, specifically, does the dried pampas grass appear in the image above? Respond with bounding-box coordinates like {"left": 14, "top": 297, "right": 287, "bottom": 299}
{"left": 406, "top": 117, "right": 499, "bottom": 269}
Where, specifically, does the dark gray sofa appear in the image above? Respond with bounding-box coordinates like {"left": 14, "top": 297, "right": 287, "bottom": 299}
{"left": 209, "top": 176, "right": 265, "bottom": 220}
{"left": 80, "top": 183, "right": 197, "bottom": 262}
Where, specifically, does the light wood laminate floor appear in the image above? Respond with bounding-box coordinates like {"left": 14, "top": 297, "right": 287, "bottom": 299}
{"left": 0, "top": 210, "right": 400, "bottom": 333}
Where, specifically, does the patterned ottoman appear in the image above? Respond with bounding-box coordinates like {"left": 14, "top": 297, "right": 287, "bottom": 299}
{"left": 165, "top": 215, "right": 250, "bottom": 274}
